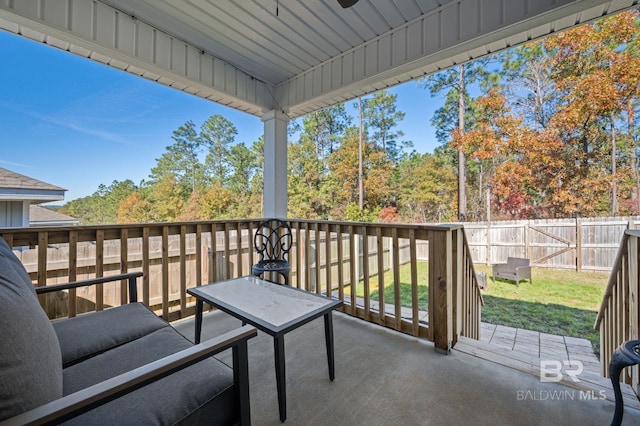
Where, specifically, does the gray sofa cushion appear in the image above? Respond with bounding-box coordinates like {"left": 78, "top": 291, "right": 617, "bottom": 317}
{"left": 54, "top": 302, "right": 170, "bottom": 367}
{"left": 62, "top": 327, "right": 236, "bottom": 425}
{"left": 0, "top": 237, "right": 63, "bottom": 421}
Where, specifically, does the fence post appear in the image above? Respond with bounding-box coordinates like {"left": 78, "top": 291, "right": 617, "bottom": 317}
{"left": 576, "top": 217, "right": 582, "bottom": 272}
{"left": 429, "top": 226, "right": 453, "bottom": 354}
{"left": 486, "top": 219, "right": 491, "bottom": 265}
{"left": 524, "top": 221, "right": 530, "bottom": 260}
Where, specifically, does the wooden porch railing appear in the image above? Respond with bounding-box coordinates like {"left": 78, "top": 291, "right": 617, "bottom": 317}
{"left": 595, "top": 230, "right": 640, "bottom": 393}
{"left": 0, "top": 219, "right": 482, "bottom": 352}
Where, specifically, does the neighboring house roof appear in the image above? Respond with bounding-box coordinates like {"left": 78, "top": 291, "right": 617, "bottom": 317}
{"left": 29, "top": 205, "right": 79, "bottom": 227}
{"left": 0, "top": 168, "right": 66, "bottom": 203}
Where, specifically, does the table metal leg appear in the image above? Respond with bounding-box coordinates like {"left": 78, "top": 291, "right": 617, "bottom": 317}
{"left": 233, "top": 341, "right": 252, "bottom": 426}
{"left": 324, "top": 312, "right": 335, "bottom": 381}
{"left": 274, "top": 335, "right": 287, "bottom": 422}
{"left": 194, "top": 299, "right": 203, "bottom": 344}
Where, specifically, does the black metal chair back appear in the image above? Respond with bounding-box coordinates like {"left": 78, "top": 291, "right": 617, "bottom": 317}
{"left": 252, "top": 219, "right": 292, "bottom": 285}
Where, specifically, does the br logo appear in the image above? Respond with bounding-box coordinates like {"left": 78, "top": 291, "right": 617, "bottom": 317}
{"left": 540, "top": 360, "right": 583, "bottom": 382}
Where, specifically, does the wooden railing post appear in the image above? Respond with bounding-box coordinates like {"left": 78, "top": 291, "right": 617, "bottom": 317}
{"left": 452, "top": 227, "right": 463, "bottom": 346}
{"left": 429, "top": 226, "right": 453, "bottom": 354}
{"left": 630, "top": 235, "right": 640, "bottom": 393}
{"left": 0, "top": 219, "right": 481, "bottom": 347}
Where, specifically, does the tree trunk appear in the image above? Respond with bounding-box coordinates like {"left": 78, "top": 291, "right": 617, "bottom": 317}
{"left": 628, "top": 101, "right": 638, "bottom": 204}
{"left": 458, "top": 64, "right": 467, "bottom": 221}
{"left": 358, "top": 97, "right": 364, "bottom": 211}
{"left": 611, "top": 117, "right": 618, "bottom": 216}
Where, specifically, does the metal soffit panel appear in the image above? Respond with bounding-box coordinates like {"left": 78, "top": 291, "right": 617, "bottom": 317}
{"left": 99, "top": 0, "right": 445, "bottom": 86}
{"left": 0, "top": 0, "right": 638, "bottom": 118}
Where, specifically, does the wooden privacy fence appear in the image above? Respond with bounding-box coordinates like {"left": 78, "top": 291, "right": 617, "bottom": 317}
{"left": 0, "top": 219, "right": 482, "bottom": 352}
{"left": 461, "top": 216, "right": 640, "bottom": 272}
{"left": 594, "top": 230, "right": 640, "bottom": 395}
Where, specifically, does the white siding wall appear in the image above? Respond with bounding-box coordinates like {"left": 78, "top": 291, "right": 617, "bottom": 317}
{"left": 0, "top": 201, "right": 27, "bottom": 228}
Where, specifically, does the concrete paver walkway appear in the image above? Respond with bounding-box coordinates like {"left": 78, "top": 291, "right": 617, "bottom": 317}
{"left": 480, "top": 323, "right": 601, "bottom": 375}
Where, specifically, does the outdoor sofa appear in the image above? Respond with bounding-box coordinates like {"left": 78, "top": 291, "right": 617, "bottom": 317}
{"left": 0, "top": 236, "right": 256, "bottom": 425}
{"left": 491, "top": 256, "right": 532, "bottom": 286}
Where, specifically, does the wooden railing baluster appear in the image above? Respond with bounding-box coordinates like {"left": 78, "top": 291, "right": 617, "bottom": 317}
{"left": 376, "top": 227, "right": 385, "bottom": 327}
{"left": 224, "top": 223, "right": 231, "bottom": 280}
{"left": 236, "top": 222, "right": 243, "bottom": 278}
{"left": 119, "top": 228, "right": 128, "bottom": 306}
{"left": 195, "top": 224, "right": 202, "bottom": 287}
{"left": 348, "top": 225, "right": 356, "bottom": 316}
{"left": 0, "top": 219, "right": 483, "bottom": 354}
{"left": 95, "top": 230, "right": 104, "bottom": 311}
{"left": 210, "top": 223, "right": 217, "bottom": 283}
{"left": 142, "top": 226, "right": 150, "bottom": 306}
{"left": 247, "top": 221, "right": 254, "bottom": 280}
{"left": 69, "top": 230, "right": 78, "bottom": 317}
{"left": 362, "top": 226, "right": 370, "bottom": 321}
{"left": 336, "top": 224, "right": 344, "bottom": 306}
{"left": 314, "top": 223, "right": 321, "bottom": 294}
{"left": 392, "top": 228, "right": 401, "bottom": 332}
{"left": 37, "top": 231, "right": 48, "bottom": 309}
{"left": 294, "top": 222, "right": 301, "bottom": 288}
{"left": 324, "top": 222, "right": 331, "bottom": 298}
{"left": 161, "top": 226, "right": 169, "bottom": 320}
{"left": 304, "top": 222, "right": 311, "bottom": 291}
{"left": 409, "top": 229, "right": 419, "bottom": 336}
{"left": 179, "top": 225, "right": 187, "bottom": 315}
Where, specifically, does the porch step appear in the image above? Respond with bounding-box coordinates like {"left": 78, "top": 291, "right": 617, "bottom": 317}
{"left": 455, "top": 336, "right": 640, "bottom": 410}
{"left": 479, "top": 323, "right": 601, "bottom": 375}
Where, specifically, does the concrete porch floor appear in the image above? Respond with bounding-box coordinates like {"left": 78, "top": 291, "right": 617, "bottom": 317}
{"left": 173, "top": 310, "right": 640, "bottom": 425}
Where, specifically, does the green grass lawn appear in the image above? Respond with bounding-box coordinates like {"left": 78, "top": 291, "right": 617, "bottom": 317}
{"left": 346, "top": 262, "right": 607, "bottom": 355}
{"left": 347, "top": 262, "right": 430, "bottom": 310}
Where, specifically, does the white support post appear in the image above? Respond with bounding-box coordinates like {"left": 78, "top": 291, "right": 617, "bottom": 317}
{"left": 261, "top": 110, "right": 289, "bottom": 218}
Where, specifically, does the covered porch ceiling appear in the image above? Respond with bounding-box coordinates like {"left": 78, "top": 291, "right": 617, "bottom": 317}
{"left": 0, "top": 0, "right": 638, "bottom": 121}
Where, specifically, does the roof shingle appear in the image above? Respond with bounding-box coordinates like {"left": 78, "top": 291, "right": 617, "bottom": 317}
{"left": 0, "top": 168, "right": 66, "bottom": 191}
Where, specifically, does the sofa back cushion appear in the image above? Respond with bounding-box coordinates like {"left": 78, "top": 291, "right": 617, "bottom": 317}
{"left": 507, "top": 257, "right": 530, "bottom": 268}
{"left": 0, "top": 237, "right": 63, "bottom": 421}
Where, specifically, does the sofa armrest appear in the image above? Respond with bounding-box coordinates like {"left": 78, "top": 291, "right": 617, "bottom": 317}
{"left": 492, "top": 263, "right": 509, "bottom": 275}
{"left": 515, "top": 266, "right": 532, "bottom": 281}
{"left": 0, "top": 325, "right": 257, "bottom": 426}
{"left": 35, "top": 272, "right": 143, "bottom": 303}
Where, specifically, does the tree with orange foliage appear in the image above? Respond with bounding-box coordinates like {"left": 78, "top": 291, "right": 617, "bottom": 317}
{"left": 454, "top": 88, "right": 564, "bottom": 218}
{"left": 545, "top": 10, "right": 640, "bottom": 216}
{"left": 117, "top": 192, "right": 154, "bottom": 223}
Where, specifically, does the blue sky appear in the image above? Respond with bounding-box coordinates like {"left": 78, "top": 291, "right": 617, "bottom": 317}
{"left": 0, "top": 30, "right": 443, "bottom": 203}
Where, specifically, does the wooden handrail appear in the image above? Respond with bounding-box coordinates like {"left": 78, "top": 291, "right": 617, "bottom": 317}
{"left": 0, "top": 219, "right": 481, "bottom": 352}
{"left": 593, "top": 229, "right": 640, "bottom": 395}
{"left": 594, "top": 230, "right": 639, "bottom": 329}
